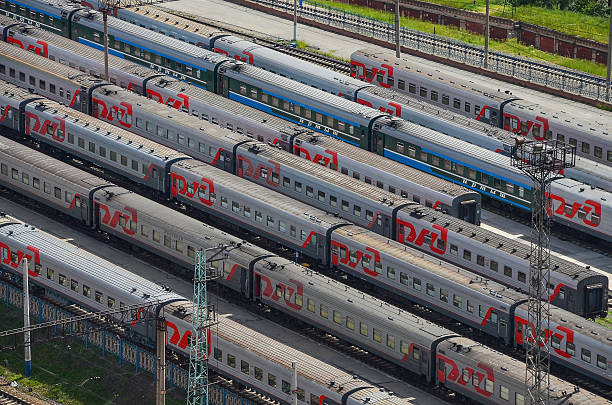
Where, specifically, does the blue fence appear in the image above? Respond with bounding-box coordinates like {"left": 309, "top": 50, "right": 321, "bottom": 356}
{"left": 253, "top": 0, "right": 610, "bottom": 101}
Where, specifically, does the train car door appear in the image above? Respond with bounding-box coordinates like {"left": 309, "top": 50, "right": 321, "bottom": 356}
{"left": 254, "top": 273, "right": 261, "bottom": 301}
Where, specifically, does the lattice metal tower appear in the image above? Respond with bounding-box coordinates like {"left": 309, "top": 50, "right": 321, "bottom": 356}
{"left": 188, "top": 246, "right": 225, "bottom": 405}
{"left": 511, "top": 138, "right": 575, "bottom": 405}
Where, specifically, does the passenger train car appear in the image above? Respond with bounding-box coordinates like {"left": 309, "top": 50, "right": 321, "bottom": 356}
{"left": 1, "top": 136, "right": 611, "bottom": 393}
{"left": 82, "top": 5, "right": 612, "bottom": 181}
{"left": 0, "top": 0, "right": 610, "bottom": 242}
{"left": 0, "top": 75, "right": 606, "bottom": 317}
{"left": 0, "top": 14, "right": 482, "bottom": 224}
{"left": 0, "top": 214, "right": 427, "bottom": 405}
{"left": 351, "top": 49, "right": 612, "bottom": 167}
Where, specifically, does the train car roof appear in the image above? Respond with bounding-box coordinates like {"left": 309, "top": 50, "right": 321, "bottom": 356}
{"left": 0, "top": 217, "right": 182, "bottom": 303}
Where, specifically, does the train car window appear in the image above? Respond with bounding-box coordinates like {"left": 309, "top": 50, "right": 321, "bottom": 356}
{"left": 463, "top": 250, "right": 471, "bottom": 261}
{"left": 500, "top": 385, "right": 509, "bottom": 400}
{"left": 544, "top": 129, "right": 553, "bottom": 140}
{"left": 376, "top": 72, "right": 384, "bottom": 83}
{"left": 453, "top": 294, "right": 462, "bottom": 308}
{"left": 0, "top": 164, "right": 6, "bottom": 176}
{"left": 19, "top": 71, "right": 25, "bottom": 82}
{"left": 515, "top": 393, "right": 526, "bottom": 405}
{"left": 518, "top": 272, "right": 526, "bottom": 283}
{"left": 581, "top": 348, "right": 591, "bottom": 363}
{"left": 278, "top": 220, "right": 287, "bottom": 233}
{"left": 532, "top": 125, "right": 541, "bottom": 138}
{"left": 307, "top": 299, "right": 315, "bottom": 312}
{"left": 64, "top": 191, "right": 72, "bottom": 203}
{"left": 426, "top": 283, "right": 435, "bottom": 297}
{"left": 476, "top": 255, "right": 485, "bottom": 266}
{"left": 214, "top": 348, "right": 222, "bottom": 361}
{"left": 594, "top": 146, "right": 602, "bottom": 159}
{"left": 419, "top": 87, "right": 427, "bottom": 97}
{"left": 343, "top": 315, "right": 355, "bottom": 331}
{"left": 253, "top": 366, "right": 263, "bottom": 381}
{"left": 467, "top": 300, "right": 474, "bottom": 313}
{"left": 582, "top": 142, "right": 590, "bottom": 154}
{"left": 447, "top": 244, "right": 457, "bottom": 256}
{"left": 338, "top": 200, "right": 348, "bottom": 212}
{"left": 440, "top": 289, "right": 449, "bottom": 303}
{"left": 431, "top": 91, "right": 438, "bottom": 102}
{"left": 353, "top": 205, "right": 361, "bottom": 217}
{"left": 282, "top": 380, "right": 291, "bottom": 395}
{"left": 240, "top": 360, "right": 249, "bottom": 375}
{"left": 387, "top": 334, "right": 395, "bottom": 350}
{"left": 21, "top": 172, "right": 29, "bottom": 185}
{"left": 395, "top": 142, "right": 404, "bottom": 153}
{"left": 53, "top": 187, "right": 61, "bottom": 199}
{"left": 332, "top": 311, "right": 342, "bottom": 325}
{"left": 521, "top": 122, "right": 529, "bottom": 134}
{"left": 412, "top": 277, "right": 421, "bottom": 291}
{"left": 11, "top": 168, "right": 18, "bottom": 180}
{"left": 119, "top": 155, "right": 127, "bottom": 166}
{"left": 310, "top": 394, "right": 320, "bottom": 405}
{"left": 408, "top": 83, "right": 416, "bottom": 94}
{"left": 443, "top": 160, "right": 451, "bottom": 171}
{"left": 406, "top": 146, "right": 416, "bottom": 158}
{"left": 49, "top": 83, "right": 55, "bottom": 94}
{"left": 490, "top": 260, "right": 498, "bottom": 272}
{"left": 397, "top": 79, "right": 405, "bottom": 90}
{"left": 597, "top": 355, "right": 607, "bottom": 369}
{"left": 131, "top": 160, "right": 139, "bottom": 172}
{"left": 46, "top": 268, "right": 54, "bottom": 281}
{"left": 88, "top": 142, "right": 96, "bottom": 154}
{"left": 163, "top": 235, "right": 171, "bottom": 248}
{"left": 70, "top": 279, "right": 78, "bottom": 292}
{"left": 569, "top": 137, "right": 577, "bottom": 147}
{"left": 550, "top": 335, "right": 561, "bottom": 349}
{"left": 44, "top": 182, "right": 50, "bottom": 194}
{"left": 364, "top": 210, "right": 373, "bottom": 221}
{"left": 556, "top": 134, "right": 565, "bottom": 144}
{"left": 175, "top": 240, "right": 183, "bottom": 253}
{"left": 506, "top": 183, "right": 514, "bottom": 194}
{"left": 58, "top": 274, "right": 67, "bottom": 287}
{"left": 28, "top": 76, "right": 35, "bottom": 86}
{"left": 66, "top": 133, "right": 74, "bottom": 145}
{"left": 293, "top": 181, "right": 302, "bottom": 193}
{"left": 358, "top": 322, "right": 368, "bottom": 337}
{"left": 453, "top": 98, "right": 460, "bottom": 109}
{"left": 83, "top": 285, "right": 91, "bottom": 298}
{"left": 388, "top": 185, "right": 396, "bottom": 194}
{"left": 608, "top": 151, "right": 612, "bottom": 162}
{"left": 464, "top": 102, "right": 471, "bottom": 113}
{"left": 227, "top": 354, "right": 236, "bottom": 368}
{"left": 152, "top": 230, "right": 160, "bottom": 243}
{"left": 387, "top": 77, "right": 394, "bottom": 87}
{"left": 364, "top": 176, "right": 372, "bottom": 185}
{"left": 8, "top": 68, "right": 15, "bottom": 78}
{"left": 231, "top": 201, "right": 240, "bottom": 213}
{"left": 319, "top": 305, "right": 328, "bottom": 319}
{"left": 372, "top": 328, "right": 382, "bottom": 343}
{"left": 109, "top": 151, "right": 117, "bottom": 162}
{"left": 566, "top": 342, "right": 575, "bottom": 356}
{"left": 187, "top": 246, "right": 195, "bottom": 259}
{"left": 504, "top": 266, "right": 512, "bottom": 278}
{"left": 266, "top": 216, "right": 274, "bottom": 227}
{"left": 397, "top": 341, "right": 409, "bottom": 355}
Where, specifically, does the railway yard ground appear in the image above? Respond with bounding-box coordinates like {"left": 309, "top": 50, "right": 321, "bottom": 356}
{"left": 0, "top": 196, "right": 445, "bottom": 405}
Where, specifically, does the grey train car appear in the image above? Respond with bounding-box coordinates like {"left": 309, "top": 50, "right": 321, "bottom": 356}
{"left": 0, "top": 135, "right": 611, "bottom": 389}
{"left": 0, "top": 78, "right": 606, "bottom": 317}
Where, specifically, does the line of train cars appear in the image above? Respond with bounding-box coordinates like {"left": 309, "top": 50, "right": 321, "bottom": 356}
{"left": 0, "top": 135, "right": 610, "bottom": 402}
{"left": 350, "top": 49, "right": 611, "bottom": 166}
{"left": 76, "top": 3, "right": 612, "bottom": 181}
{"left": 0, "top": 15, "right": 482, "bottom": 225}
{"left": 79, "top": 3, "right": 612, "bottom": 171}
{"left": 0, "top": 52, "right": 607, "bottom": 319}
{"left": 0, "top": 76, "right": 611, "bottom": 386}
{"left": 0, "top": 214, "right": 425, "bottom": 405}
{"left": 1, "top": 0, "right": 610, "bottom": 243}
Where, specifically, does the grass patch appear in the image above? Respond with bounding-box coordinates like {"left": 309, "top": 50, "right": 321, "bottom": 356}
{"left": 595, "top": 310, "right": 612, "bottom": 329}
{"left": 294, "top": 40, "right": 350, "bottom": 60}
{"left": 304, "top": 0, "right": 608, "bottom": 76}
{"left": 412, "top": 0, "right": 610, "bottom": 44}
{"left": 0, "top": 305, "right": 186, "bottom": 405}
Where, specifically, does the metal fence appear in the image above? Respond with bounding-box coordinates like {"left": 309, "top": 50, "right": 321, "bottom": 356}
{"left": 0, "top": 281, "right": 255, "bottom": 405}
{"left": 254, "top": 0, "right": 610, "bottom": 101}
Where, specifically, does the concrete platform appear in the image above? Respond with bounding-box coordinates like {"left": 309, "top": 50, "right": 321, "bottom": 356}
{"left": 480, "top": 209, "right": 612, "bottom": 283}
{"left": 0, "top": 196, "right": 448, "bottom": 405}
{"left": 163, "top": 0, "right": 610, "bottom": 119}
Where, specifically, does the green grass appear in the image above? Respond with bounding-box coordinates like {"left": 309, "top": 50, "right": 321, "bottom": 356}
{"left": 411, "top": 0, "right": 610, "bottom": 44}
{"left": 305, "top": 0, "right": 608, "bottom": 76}
{"left": 595, "top": 310, "right": 612, "bottom": 329}
{"left": 0, "top": 306, "right": 186, "bottom": 405}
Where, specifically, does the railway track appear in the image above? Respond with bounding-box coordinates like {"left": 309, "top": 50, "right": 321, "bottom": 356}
{"left": 0, "top": 387, "right": 37, "bottom": 405}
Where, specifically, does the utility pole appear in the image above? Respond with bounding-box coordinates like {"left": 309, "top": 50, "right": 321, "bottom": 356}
{"left": 606, "top": 0, "right": 611, "bottom": 101}
{"left": 188, "top": 247, "right": 225, "bottom": 405}
{"left": 103, "top": 10, "right": 110, "bottom": 81}
{"left": 395, "top": 0, "right": 400, "bottom": 58}
{"left": 23, "top": 258, "right": 31, "bottom": 378}
{"left": 511, "top": 139, "right": 575, "bottom": 405}
{"left": 156, "top": 316, "right": 167, "bottom": 405}
{"left": 293, "top": 0, "right": 297, "bottom": 45}
{"left": 484, "top": 0, "right": 490, "bottom": 69}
